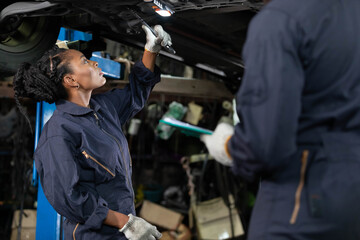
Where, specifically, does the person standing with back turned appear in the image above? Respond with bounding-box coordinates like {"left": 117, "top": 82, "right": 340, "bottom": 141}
{"left": 13, "top": 25, "right": 171, "bottom": 239}
{"left": 201, "top": 0, "right": 360, "bottom": 239}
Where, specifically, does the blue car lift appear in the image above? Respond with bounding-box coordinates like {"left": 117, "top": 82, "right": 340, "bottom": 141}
{"left": 33, "top": 102, "right": 61, "bottom": 240}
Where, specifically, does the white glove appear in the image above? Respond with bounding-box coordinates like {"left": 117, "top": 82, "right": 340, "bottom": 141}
{"left": 200, "top": 123, "right": 234, "bottom": 166}
{"left": 119, "top": 214, "right": 162, "bottom": 240}
{"left": 142, "top": 25, "right": 172, "bottom": 53}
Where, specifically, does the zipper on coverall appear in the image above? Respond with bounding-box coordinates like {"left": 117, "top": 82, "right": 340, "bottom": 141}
{"left": 93, "top": 112, "right": 134, "bottom": 199}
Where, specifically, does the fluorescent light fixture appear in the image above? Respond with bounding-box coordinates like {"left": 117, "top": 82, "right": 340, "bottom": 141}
{"left": 155, "top": 9, "right": 172, "bottom": 17}
{"left": 195, "top": 63, "right": 227, "bottom": 77}
{"left": 159, "top": 49, "right": 184, "bottom": 61}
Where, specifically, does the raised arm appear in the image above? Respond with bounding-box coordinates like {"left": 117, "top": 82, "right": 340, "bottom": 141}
{"left": 142, "top": 50, "right": 157, "bottom": 72}
{"left": 93, "top": 25, "right": 172, "bottom": 125}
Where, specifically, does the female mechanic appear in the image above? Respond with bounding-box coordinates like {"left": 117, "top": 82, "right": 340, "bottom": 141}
{"left": 13, "top": 25, "right": 171, "bottom": 240}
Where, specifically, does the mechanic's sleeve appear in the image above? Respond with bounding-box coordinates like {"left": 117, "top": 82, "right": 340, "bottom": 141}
{"left": 228, "top": 9, "right": 305, "bottom": 181}
{"left": 97, "top": 60, "right": 161, "bottom": 125}
{"left": 34, "top": 136, "right": 109, "bottom": 229}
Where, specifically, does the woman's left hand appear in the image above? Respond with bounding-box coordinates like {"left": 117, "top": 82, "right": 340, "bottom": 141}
{"left": 119, "top": 214, "right": 162, "bottom": 239}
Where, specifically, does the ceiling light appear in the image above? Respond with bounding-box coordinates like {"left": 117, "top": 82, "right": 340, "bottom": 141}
{"left": 159, "top": 50, "right": 184, "bottom": 61}
{"left": 195, "top": 63, "right": 227, "bottom": 77}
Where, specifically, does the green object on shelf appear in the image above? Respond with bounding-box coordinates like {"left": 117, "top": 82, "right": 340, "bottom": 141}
{"left": 156, "top": 101, "right": 188, "bottom": 140}
{"left": 160, "top": 117, "right": 213, "bottom": 138}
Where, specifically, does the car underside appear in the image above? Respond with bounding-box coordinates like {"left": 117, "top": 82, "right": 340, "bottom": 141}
{"left": 0, "top": 0, "right": 263, "bottom": 86}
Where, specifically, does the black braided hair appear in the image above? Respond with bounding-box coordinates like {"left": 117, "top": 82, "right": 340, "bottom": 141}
{"left": 13, "top": 45, "right": 73, "bottom": 132}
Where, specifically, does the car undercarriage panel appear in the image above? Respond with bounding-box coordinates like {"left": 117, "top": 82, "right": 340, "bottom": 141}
{"left": 0, "top": 0, "right": 263, "bottom": 81}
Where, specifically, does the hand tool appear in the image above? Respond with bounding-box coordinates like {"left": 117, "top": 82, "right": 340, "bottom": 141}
{"left": 130, "top": 9, "right": 176, "bottom": 54}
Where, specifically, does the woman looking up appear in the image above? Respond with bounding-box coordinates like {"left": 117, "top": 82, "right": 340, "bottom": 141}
{"left": 13, "top": 25, "right": 171, "bottom": 240}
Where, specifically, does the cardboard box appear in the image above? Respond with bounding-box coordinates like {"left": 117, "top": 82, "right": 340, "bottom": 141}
{"left": 160, "top": 224, "right": 191, "bottom": 240}
{"left": 185, "top": 102, "right": 203, "bottom": 125}
{"left": 11, "top": 209, "right": 36, "bottom": 240}
{"left": 192, "top": 196, "right": 244, "bottom": 239}
{"left": 140, "top": 200, "right": 184, "bottom": 230}
{"left": 160, "top": 232, "right": 175, "bottom": 240}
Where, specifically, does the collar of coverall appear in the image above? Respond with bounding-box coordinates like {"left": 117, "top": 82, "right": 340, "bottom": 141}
{"left": 56, "top": 99, "right": 101, "bottom": 116}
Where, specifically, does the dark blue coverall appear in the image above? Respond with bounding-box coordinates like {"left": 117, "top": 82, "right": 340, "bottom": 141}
{"left": 34, "top": 61, "right": 160, "bottom": 240}
{"left": 228, "top": 0, "right": 360, "bottom": 239}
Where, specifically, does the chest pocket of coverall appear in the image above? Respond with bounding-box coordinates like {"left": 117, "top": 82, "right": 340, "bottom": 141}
{"left": 80, "top": 148, "right": 118, "bottom": 183}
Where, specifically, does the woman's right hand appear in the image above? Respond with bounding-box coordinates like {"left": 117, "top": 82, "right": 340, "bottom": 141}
{"left": 142, "top": 25, "right": 172, "bottom": 54}
{"left": 119, "top": 214, "right": 162, "bottom": 240}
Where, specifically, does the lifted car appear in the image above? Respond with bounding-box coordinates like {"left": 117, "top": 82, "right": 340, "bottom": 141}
{"left": 0, "top": 0, "right": 263, "bottom": 84}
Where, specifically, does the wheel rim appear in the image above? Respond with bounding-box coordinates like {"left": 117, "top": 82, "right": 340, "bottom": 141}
{"left": 0, "top": 17, "right": 47, "bottom": 53}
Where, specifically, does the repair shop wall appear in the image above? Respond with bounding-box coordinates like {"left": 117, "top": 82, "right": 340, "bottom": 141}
{"left": 103, "top": 40, "right": 252, "bottom": 238}
{"left": 121, "top": 94, "right": 252, "bottom": 239}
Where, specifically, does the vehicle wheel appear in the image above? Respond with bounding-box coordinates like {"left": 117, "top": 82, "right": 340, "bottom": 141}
{"left": 0, "top": 16, "right": 60, "bottom": 77}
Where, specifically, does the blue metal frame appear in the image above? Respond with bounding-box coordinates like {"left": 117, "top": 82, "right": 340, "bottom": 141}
{"left": 58, "top": 28, "right": 93, "bottom": 42}
{"left": 34, "top": 102, "right": 62, "bottom": 240}
{"left": 90, "top": 52, "right": 123, "bottom": 79}
{"left": 32, "top": 102, "right": 41, "bottom": 187}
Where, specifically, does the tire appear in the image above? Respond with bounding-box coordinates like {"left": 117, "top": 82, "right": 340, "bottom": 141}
{"left": 0, "top": 16, "right": 60, "bottom": 77}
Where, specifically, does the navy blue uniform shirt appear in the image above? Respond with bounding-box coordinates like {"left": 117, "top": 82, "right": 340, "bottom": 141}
{"left": 34, "top": 61, "right": 160, "bottom": 240}
{"left": 228, "top": 0, "right": 360, "bottom": 239}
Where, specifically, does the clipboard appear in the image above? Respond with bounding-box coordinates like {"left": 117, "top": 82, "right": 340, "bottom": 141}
{"left": 159, "top": 117, "right": 213, "bottom": 138}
